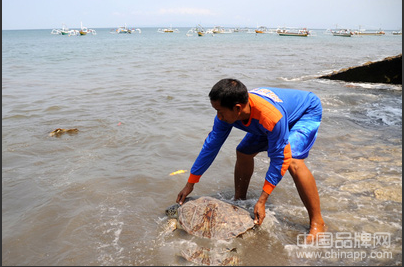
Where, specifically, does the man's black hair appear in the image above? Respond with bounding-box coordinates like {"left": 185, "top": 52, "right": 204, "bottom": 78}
{"left": 209, "top": 79, "right": 249, "bottom": 109}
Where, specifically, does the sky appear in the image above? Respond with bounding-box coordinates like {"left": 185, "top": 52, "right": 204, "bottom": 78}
{"left": 2, "top": 0, "right": 402, "bottom": 30}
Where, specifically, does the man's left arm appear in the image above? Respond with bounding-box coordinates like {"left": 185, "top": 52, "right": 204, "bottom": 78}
{"left": 254, "top": 120, "right": 292, "bottom": 225}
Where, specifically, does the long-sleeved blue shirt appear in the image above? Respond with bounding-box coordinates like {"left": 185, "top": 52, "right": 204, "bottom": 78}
{"left": 188, "top": 87, "right": 319, "bottom": 194}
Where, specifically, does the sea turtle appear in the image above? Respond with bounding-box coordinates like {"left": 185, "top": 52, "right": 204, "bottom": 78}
{"left": 165, "top": 196, "right": 255, "bottom": 240}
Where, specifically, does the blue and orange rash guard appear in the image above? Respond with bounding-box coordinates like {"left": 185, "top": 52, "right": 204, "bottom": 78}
{"left": 188, "top": 87, "right": 318, "bottom": 195}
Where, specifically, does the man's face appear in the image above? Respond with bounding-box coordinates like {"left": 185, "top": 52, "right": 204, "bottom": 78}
{"left": 210, "top": 100, "right": 239, "bottom": 124}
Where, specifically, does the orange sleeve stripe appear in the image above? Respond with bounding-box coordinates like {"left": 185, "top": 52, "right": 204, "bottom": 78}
{"left": 188, "top": 173, "right": 201, "bottom": 183}
{"left": 281, "top": 143, "right": 292, "bottom": 176}
{"left": 249, "top": 94, "right": 283, "bottom": 131}
{"left": 263, "top": 180, "right": 276, "bottom": 195}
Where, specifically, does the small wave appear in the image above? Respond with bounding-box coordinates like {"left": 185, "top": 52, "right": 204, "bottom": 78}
{"left": 44, "top": 105, "right": 63, "bottom": 112}
{"left": 344, "top": 82, "right": 402, "bottom": 91}
{"left": 278, "top": 74, "right": 320, "bottom": 82}
{"left": 366, "top": 105, "right": 402, "bottom": 126}
{"left": 2, "top": 114, "right": 40, "bottom": 120}
{"left": 95, "top": 204, "right": 126, "bottom": 265}
{"left": 311, "top": 75, "right": 402, "bottom": 91}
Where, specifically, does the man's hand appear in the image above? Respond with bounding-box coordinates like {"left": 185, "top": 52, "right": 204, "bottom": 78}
{"left": 176, "top": 182, "right": 195, "bottom": 205}
{"left": 254, "top": 190, "right": 269, "bottom": 225}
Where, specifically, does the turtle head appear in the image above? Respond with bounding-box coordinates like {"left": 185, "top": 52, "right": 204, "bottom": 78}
{"left": 165, "top": 203, "right": 180, "bottom": 218}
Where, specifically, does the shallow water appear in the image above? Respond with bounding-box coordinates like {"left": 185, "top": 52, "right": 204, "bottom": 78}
{"left": 2, "top": 28, "right": 402, "bottom": 265}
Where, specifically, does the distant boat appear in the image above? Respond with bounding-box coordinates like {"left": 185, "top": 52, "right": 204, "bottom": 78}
{"left": 185, "top": 25, "right": 212, "bottom": 37}
{"left": 110, "top": 24, "right": 141, "bottom": 34}
{"left": 60, "top": 24, "right": 70, "bottom": 35}
{"left": 353, "top": 29, "right": 385, "bottom": 36}
{"left": 206, "top": 26, "right": 233, "bottom": 34}
{"left": 392, "top": 30, "right": 402, "bottom": 35}
{"left": 354, "top": 31, "right": 385, "bottom": 36}
{"left": 255, "top": 26, "right": 273, "bottom": 34}
{"left": 79, "top": 21, "right": 87, "bottom": 35}
{"left": 276, "top": 27, "right": 310, "bottom": 37}
{"left": 196, "top": 24, "right": 206, "bottom": 36}
{"left": 51, "top": 23, "right": 96, "bottom": 36}
{"left": 79, "top": 22, "right": 96, "bottom": 35}
{"left": 157, "top": 26, "right": 179, "bottom": 33}
{"left": 352, "top": 26, "right": 385, "bottom": 36}
{"left": 331, "top": 29, "right": 353, "bottom": 37}
{"left": 51, "top": 24, "right": 74, "bottom": 35}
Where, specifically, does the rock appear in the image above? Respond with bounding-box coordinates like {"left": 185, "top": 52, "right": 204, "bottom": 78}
{"left": 49, "top": 128, "right": 79, "bottom": 137}
{"left": 319, "top": 54, "right": 402, "bottom": 84}
{"left": 374, "top": 187, "right": 402, "bottom": 202}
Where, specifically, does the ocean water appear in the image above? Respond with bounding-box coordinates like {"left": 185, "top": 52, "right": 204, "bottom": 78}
{"left": 2, "top": 28, "right": 402, "bottom": 266}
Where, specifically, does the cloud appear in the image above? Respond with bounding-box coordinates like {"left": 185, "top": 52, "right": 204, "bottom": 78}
{"left": 158, "top": 7, "right": 216, "bottom": 16}
{"left": 111, "top": 11, "right": 127, "bottom": 17}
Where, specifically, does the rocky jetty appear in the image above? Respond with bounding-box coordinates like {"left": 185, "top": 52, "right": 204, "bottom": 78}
{"left": 319, "top": 54, "right": 402, "bottom": 84}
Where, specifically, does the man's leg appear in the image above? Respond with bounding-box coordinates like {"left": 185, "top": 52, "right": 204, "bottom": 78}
{"left": 288, "top": 158, "right": 326, "bottom": 241}
{"left": 234, "top": 150, "right": 258, "bottom": 200}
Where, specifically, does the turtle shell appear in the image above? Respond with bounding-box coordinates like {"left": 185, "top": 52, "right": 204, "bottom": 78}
{"left": 181, "top": 246, "right": 240, "bottom": 266}
{"left": 177, "top": 196, "right": 254, "bottom": 240}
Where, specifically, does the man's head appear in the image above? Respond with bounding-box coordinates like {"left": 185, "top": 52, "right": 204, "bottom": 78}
{"left": 209, "top": 79, "right": 249, "bottom": 109}
{"left": 209, "top": 79, "right": 249, "bottom": 124}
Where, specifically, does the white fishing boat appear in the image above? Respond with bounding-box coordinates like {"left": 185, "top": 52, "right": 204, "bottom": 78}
{"left": 79, "top": 22, "right": 96, "bottom": 35}
{"left": 353, "top": 26, "right": 385, "bottom": 36}
{"left": 110, "top": 24, "right": 141, "bottom": 34}
{"left": 354, "top": 30, "right": 385, "bottom": 36}
{"left": 157, "top": 26, "right": 179, "bottom": 33}
{"left": 206, "top": 26, "right": 233, "bottom": 34}
{"left": 276, "top": 27, "right": 310, "bottom": 37}
{"left": 255, "top": 26, "right": 274, "bottom": 34}
{"left": 331, "top": 29, "right": 353, "bottom": 37}
{"left": 196, "top": 24, "right": 207, "bottom": 36}
{"left": 186, "top": 25, "right": 210, "bottom": 37}
{"left": 51, "top": 24, "right": 73, "bottom": 35}
{"left": 60, "top": 24, "right": 70, "bottom": 35}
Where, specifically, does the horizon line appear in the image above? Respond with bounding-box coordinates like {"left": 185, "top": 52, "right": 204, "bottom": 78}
{"left": 2, "top": 26, "right": 401, "bottom": 31}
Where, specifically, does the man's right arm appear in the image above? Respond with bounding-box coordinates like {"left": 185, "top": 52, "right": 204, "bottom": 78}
{"left": 176, "top": 116, "right": 232, "bottom": 203}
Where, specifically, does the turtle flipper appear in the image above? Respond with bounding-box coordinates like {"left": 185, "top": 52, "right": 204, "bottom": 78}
{"left": 165, "top": 218, "right": 178, "bottom": 232}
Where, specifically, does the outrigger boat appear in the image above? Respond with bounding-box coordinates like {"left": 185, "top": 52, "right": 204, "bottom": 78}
{"left": 353, "top": 26, "right": 385, "bottom": 36}
{"left": 353, "top": 30, "right": 385, "bottom": 36}
{"left": 196, "top": 24, "right": 206, "bottom": 36}
{"left": 186, "top": 25, "right": 210, "bottom": 37}
{"left": 354, "top": 30, "right": 385, "bottom": 36}
{"left": 110, "top": 24, "right": 141, "bottom": 34}
{"left": 331, "top": 29, "right": 353, "bottom": 37}
{"left": 51, "top": 23, "right": 96, "bottom": 36}
{"left": 206, "top": 26, "right": 233, "bottom": 34}
{"left": 51, "top": 24, "right": 71, "bottom": 35}
{"left": 79, "top": 22, "right": 96, "bottom": 35}
{"left": 157, "top": 26, "right": 179, "bottom": 33}
{"left": 255, "top": 26, "right": 274, "bottom": 34}
{"left": 60, "top": 24, "right": 70, "bottom": 35}
{"left": 276, "top": 27, "right": 310, "bottom": 37}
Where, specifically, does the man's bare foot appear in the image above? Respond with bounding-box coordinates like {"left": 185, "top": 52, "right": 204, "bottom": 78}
{"left": 306, "top": 222, "right": 327, "bottom": 244}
